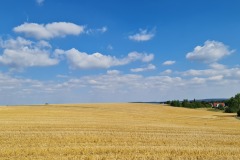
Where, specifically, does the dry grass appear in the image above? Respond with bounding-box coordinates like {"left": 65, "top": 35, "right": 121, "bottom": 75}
{"left": 0, "top": 103, "right": 240, "bottom": 159}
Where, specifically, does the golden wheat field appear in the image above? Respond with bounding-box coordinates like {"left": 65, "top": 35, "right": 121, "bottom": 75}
{"left": 0, "top": 103, "right": 240, "bottom": 160}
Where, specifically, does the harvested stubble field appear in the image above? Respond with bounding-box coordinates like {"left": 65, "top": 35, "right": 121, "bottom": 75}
{"left": 0, "top": 103, "right": 240, "bottom": 160}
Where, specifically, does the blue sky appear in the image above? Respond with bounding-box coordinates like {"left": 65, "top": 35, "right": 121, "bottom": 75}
{"left": 0, "top": 0, "right": 240, "bottom": 104}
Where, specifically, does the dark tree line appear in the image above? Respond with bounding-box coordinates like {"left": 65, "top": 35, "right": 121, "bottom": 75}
{"left": 166, "top": 99, "right": 211, "bottom": 109}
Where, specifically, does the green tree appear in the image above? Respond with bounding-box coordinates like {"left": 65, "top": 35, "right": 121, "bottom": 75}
{"left": 191, "top": 101, "right": 203, "bottom": 108}
{"left": 237, "top": 109, "right": 240, "bottom": 117}
{"left": 166, "top": 101, "right": 171, "bottom": 104}
{"left": 218, "top": 104, "right": 224, "bottom": 110}
{"left": 225, "top": 94, "right": 240, "bottom": 113}
{"left": 170, "top": 100, "right": 181, "bottom": 107}
{"left": 235, "top": 93, "right": 240, "bottom": 109}
{"left": 182, "top": 99, "right": 190, "bottom": 108}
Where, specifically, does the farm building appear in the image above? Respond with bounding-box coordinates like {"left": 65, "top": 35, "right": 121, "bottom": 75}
{"left": 211, "top": 102, "right": 225, "bottom": 108}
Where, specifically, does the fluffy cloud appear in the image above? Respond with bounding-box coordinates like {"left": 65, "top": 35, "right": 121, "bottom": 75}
{"left": 161, "top": 69, "right": 172, "bottom": 75}
{"left": 0, "top": 36, "right": 154, "bottom": 70}
{"left": 182, "top": 69, "right": 215, "bottom": 76}
{"left": 209, "top": 63, "right": 226, "bottom": 70}
{"left": 0, "top": 37, "right": 36, "bottom": 49}
{"left": 0, "top": 37, "right": 58, "bottom": 68}
{"left": 208, "top": 75, "right": 224, "bottom": 81}
{"left": 107, "top": 70, "right": 121, "bottom": 75}
{"left": 65, "top": 49, "right": 124, "bottom": 69}
{"left": 181, "top": 67, "right": 240, "bottom": 79}
{"left": 64, "top": 48, "right": 154, "bottom": 69}
{"left": 127, "top": 51, "right": 154, "bottom": 62}
{"left": 131, "top": 64, "right": 156, "bottom": 72}
{"left": 13, "top": 22, "right": 85, "bottom": 39}
{"left": 189, "top": 77, "right": 206, "bottom": 85}
{"left": 186, "top": 40, "right": 233, "bottom": 63}
{"left": 129, "top": 29, "right": 155, "bottom": 42}
{"left": 162, "top": 60, "right": 176, "bottom": 66}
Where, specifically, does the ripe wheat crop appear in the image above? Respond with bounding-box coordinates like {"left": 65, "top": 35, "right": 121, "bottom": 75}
{"left": 0, "top": 103, "right": 240, "bottom": 159}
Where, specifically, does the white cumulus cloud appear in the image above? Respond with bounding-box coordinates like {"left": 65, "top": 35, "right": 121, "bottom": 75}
{"left": 13, "top": 22, "right": 85, "bottom": 39}
{"left": 107, "top": 70, "right": 121, "bottom": 75}
{"left": 181, "top": 67, "right": 240, "bottom": 80}
{"left": 127, "top": 51, "right": 154, "bottom": 62}
{"left": 129, "top": 29, "right": 155, "bottom": 42}
{"left": 0, "top": 37, "right": 58, "bottom": 69}
{"left": 131, "top": 64, "right": 156, "bottom": 72}
{"left": 64, "top": 49, "right": 154, "bottom": 69}
{"left": 161, "top": 69, "right": 172, "bottom": 75}
{"left": 208, "top": 75, "right": 224, "bottom": 81}
{"left": 186, "top": 40, "right": 233, "bottom": 63}
{"left": 209, "top": 63, "right": 226, "bottom": 70}
{"left": 162, "top": 60, "right": 176, "bottom": 66}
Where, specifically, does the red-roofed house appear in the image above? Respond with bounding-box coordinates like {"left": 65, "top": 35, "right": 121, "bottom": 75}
{"left": 211, "top": 102, "right": 225, "bottom": 108}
